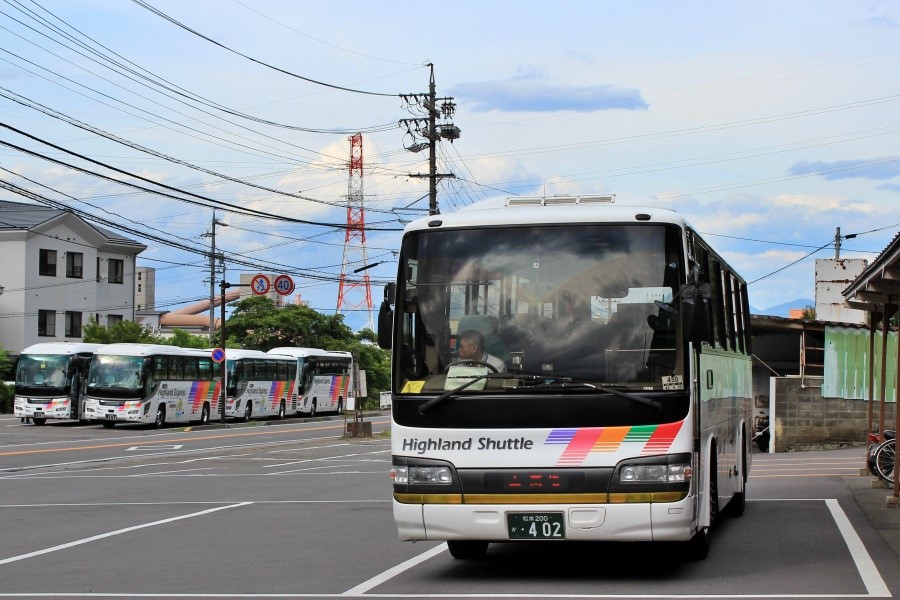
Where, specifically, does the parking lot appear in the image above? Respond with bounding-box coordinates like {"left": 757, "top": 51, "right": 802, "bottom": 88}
{"left": 1, "top": 415, "right": 897, "bottom": 599}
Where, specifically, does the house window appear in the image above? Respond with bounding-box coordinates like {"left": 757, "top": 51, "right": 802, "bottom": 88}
{"left": 108, "top": 259, "right": 124, "bottom": 284}
{"left": 38, "top": 310, "right": 56, "bottom": 337}
{"left": 96, "top": 257, "right": 100, "bottom": 281}
{"left": 65, "top": 311, "right": 82, "bottom": 337}
{"left": 39, "top": 249, "right": 57, "bottom": 276}
{"left": 137, "top": 284, "right": 142, "bottom": 292}
{"left": 66, "top": 252, "right": 83, "bottom": 278}
{"left": 107, "top": 314, "right": 123, "bottom": 326}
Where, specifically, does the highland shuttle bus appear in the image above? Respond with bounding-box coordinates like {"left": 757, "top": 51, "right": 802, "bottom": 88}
{"left": 222, "top": 349, "right": 296, "bottom": 420}
{"left": 13, "top": 342, "right": 103, "bottom": 425}
{"left": 377, "top": 195, "right": 752, "bottom": 560}
{"left": 83, "top": 344, "right": 221, "bottom": 428}
{"left": 267, "top": 347, "right": 353, "bottom": 416}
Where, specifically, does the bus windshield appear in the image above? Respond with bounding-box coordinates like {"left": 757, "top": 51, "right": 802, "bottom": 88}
{"left": 16, "top": 354, "right": 71, "bottom": 395}
{"left": 395, "top": 223, "right": 685, "bottom": 396}
{"left": 86, "top": 355, "right": 145, "bottom": 398}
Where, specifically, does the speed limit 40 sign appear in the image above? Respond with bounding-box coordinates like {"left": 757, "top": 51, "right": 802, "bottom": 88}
{"left": 273, "top": 274, "right": 295, "bottom": 296}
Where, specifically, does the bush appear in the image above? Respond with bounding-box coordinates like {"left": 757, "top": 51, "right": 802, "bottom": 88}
{"left": 0, "top": 381, "right": 12, "bottom": 414}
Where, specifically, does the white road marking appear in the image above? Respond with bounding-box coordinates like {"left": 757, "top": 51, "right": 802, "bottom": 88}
{"left": 0, "top": 502, "right": 251, "bottom": 566}
{"left": 341, "top": 543, "right": 448, "bottom": 596}
{"left": 826, "top": 499, "right": 891, "bottom": 597}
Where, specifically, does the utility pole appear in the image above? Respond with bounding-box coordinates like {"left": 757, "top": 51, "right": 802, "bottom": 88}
{"left": 201, "top": 211, "right": 226, "bottom": 343}
{"left": 835, "top": 226, "right": 841, "bottom": 259}
{"left": 399, "top": 64, "right": 460, "bottom": 215}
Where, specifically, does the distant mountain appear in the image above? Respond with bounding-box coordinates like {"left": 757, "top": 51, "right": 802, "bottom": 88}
{"left": 750, "top": 299, "right": 814, "bottom": 318}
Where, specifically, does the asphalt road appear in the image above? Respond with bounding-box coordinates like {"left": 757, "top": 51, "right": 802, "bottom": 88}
{"left": 1, "top": 414, "right": 897, "bottom": 599}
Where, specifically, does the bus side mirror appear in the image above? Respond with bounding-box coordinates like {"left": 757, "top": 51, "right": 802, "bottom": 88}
{"left": 681, "top": 283, "right": 712, "bottom": 344}
{"left": 377, "top": 283, "right": 396, "bottom": 349}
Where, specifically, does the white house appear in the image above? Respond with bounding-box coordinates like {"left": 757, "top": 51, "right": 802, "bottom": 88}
{"left": 0, "top": 200, "right": 146, "bottom": 355}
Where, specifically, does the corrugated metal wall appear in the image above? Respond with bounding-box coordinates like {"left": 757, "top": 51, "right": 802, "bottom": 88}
{"left": 824, "top": 327, "right": 897, "bottom": 401}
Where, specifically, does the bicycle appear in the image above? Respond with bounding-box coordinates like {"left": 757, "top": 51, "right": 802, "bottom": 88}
{"left": 868, "top": 429, "right": 896, "bottom": 484}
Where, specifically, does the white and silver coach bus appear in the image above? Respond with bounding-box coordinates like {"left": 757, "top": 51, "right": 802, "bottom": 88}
{"left": 13, "top": 342, "right": 103, "bottom": 425}
{"left": 222, "top": 348, "right": 296, "bottom": 420}
{"left": 267, "top": 347, "right": 353, "bottom": 416}
{"left": 377, "top": 195, "right": 752, "bottom": 560}
{"left": 83, "top": 343, "right": 221, "bottom": 428}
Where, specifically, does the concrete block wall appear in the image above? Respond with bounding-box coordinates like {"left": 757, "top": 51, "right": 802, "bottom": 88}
{"left": 771, "top": 376, "right": 897, "bottom": 452}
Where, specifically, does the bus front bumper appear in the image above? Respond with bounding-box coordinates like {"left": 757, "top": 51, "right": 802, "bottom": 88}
{"left": 393, "top": 495, "right": 696, "bottom": 543}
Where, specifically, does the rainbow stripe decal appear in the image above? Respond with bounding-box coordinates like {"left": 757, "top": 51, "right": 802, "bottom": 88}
{"left": 545, "top": 420, "right": 684, "bottom": 466}
{"left": 269, "top": 381, "right": 294, "bottom": 409}
{"left": 330, "top": 376, "right": 349, "bottom": 403}
{"left": 189, "top": 381, "right": 221, "bottom": 414}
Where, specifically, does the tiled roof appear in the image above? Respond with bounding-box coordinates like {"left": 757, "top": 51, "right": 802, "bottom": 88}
{"left": 0, "top": 199, "right": 144, "bottom": 247}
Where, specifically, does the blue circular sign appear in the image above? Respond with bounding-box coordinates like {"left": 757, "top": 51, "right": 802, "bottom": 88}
{"left": 211, "top": 348, "right": 226, "bottom": 363}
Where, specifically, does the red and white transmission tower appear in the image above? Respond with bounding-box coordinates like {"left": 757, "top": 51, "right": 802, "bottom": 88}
{"left": 336, "top": 133, "right": 374, "bottom": 331}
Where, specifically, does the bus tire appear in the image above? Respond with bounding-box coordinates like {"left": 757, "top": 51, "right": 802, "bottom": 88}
{"left": 102, "top": 421, "right": 116, "bottom": 429}
{"left": 725, "top": 435, "right": 747, "bottom": 517}
{"left": 199, "top": 404, "right": 210, "bottom": 425}
{"left": 309, "top": 400, "right": 317, "bottom": 418}
{"left": 337, "top": 399, "right": 343, "bottom": 414}
{"left": 154, "top": 405, "right": 166, "bottom": 429}
{"left": 243, "top": 402, "right": 252, "bottom": 422}
{"left": 688, "top": 527, "right": 710, "bottom": 560}
{"left": 277, "top": 401, "right": 285, "bottom": 420}
{"left": 32, "top": 417, "right": 47, "bottom": 426}
{"left": 447, "top": 540, "right": 488, "bottom": 560}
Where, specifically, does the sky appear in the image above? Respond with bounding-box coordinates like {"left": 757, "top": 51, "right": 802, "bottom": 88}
{"left": 1, "top": 0, "right": 899, "bottom": 332}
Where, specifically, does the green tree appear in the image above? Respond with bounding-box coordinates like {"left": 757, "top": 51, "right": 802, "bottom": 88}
{"left": 166, "top": 328, "right": 210, "bottom": 349}
{"left": 0, "top": 347, "right": 12, "bottom": 413}
{"left": 801, "top": 305, "right": 816, "bottom": 321}
{"left": 82, "top": 318, "right": 162, "bottom": 344}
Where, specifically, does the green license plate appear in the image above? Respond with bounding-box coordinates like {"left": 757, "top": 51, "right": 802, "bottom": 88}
{"left": 507, "top": 512, "right": 565, "bottom": 540}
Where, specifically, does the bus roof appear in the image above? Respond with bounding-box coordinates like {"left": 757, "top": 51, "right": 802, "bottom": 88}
{"left": 93, "top": 343, "right": 212, "bottom": 358}
{"left": 267, "top": 347, "right": 327, "bottom": 359}
{"left": 403, "top": 196, "right": 689, "bottom": 234}
{"left": 20, "top": 342, "right": 104, "bottom": 356}
{"left": 222, "top": 348, "right": 294, "bottom": 361}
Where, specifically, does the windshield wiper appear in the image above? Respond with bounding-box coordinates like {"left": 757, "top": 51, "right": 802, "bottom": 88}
{"left": 571, "top": 383, "right": 662, "bottom": 410}
{"left": 418, "top": 373, "right": 662, "bottom": 414}
{"left": 418, "top": 372, "right": 544, "bottom": 415}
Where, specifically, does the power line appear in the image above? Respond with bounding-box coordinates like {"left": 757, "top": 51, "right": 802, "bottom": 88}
{"left": 132, "top": 0, "right": 402, "bottom": 98}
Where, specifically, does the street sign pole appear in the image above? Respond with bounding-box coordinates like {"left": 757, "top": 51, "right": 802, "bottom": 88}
{"left": 219, "top": 280, "right": 230, "bottom": 424}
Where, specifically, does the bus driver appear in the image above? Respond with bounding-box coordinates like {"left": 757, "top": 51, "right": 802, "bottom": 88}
{"left": 456, "top": 329, "right": 506, "bottom": 373}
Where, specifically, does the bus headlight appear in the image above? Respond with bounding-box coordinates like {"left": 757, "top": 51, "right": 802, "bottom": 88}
{"left": 390, "top": 465, "right": 452, "bottom": 485}
{"left": 620, "top": 463, "right": 692, "bottom": 483}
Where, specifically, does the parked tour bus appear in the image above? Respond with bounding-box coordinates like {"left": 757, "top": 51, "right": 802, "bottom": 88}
{"left": 222, "top": 349, "right": 297, "bottom": 420}
{"left": 267, "top": 347, "right": 353, "bottom": 416}
{"left": 377, "top": 195, "right": 752, "bottom": 560}
{"left": 82, "top": 343, "right": 221, "bottom": 428}
{"left": 13, "top": 342, "right": 103, "bottom": 425}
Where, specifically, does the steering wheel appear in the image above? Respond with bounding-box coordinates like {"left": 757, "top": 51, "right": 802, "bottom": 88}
{"left": 446, "top": 359, "right": 499, "bottom": 374}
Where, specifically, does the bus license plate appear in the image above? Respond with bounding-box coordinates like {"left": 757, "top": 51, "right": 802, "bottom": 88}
{"left": 33, "top": 412, "right": 44, "bottom": 418}
{"left": 105, "top": 414, "right": 116, "bottom": 420}
{"left": 507, "top": 513, "right": 565, "bottom": 540}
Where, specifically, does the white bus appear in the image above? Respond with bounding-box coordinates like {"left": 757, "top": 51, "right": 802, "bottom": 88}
{"left": 267, "top": 347, "right": 353, "bottom": 417}
{"left": 13, "top": 342, "right": 103, "bottom": 425}
{"left": 377, "top": 195, "right": 752, "bottom": 560}
{"left": 222, "top": 349, "right": 297, "bottom": 421}
{"left": 83, "top": 344, "right": 221, "bottom": 428}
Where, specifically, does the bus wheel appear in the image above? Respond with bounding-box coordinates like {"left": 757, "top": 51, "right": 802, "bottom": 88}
{"left": 154, "top": 405, "right": 166, "bottom": 429}
{"left": 277, "top": 401, "right": 285, "bottom": 420}
{"left": 337, "top": 399, "right": 343, "bottom": 414}
{"left": 102, "top": 421, "right": 116, "bottom": 429}
{"left": 199, "top": 404, "right": 210, "bottom": 425}
{"left": 447, "top": 541, "right": 488, "bottom": 560}
{"left": 243, "top": 402, "right": 252, "bottom": 422}
{"left": 309, "top": 400, "right": 317, "bottom": 418}
{"left": 725, "top": 440, "right": 747, "bottom": 517}
{"left": 32, "top": 417, "right": 47, "bottom": 426}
